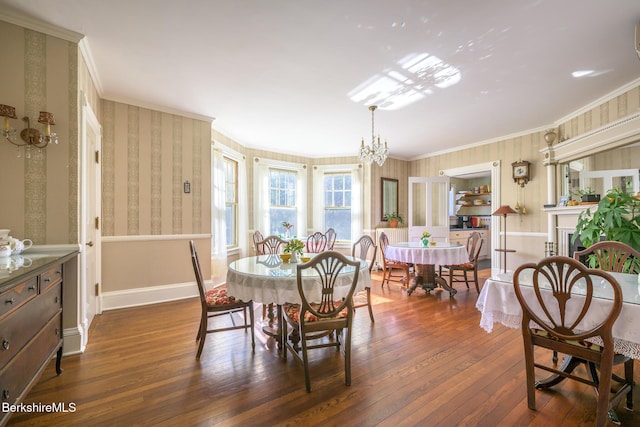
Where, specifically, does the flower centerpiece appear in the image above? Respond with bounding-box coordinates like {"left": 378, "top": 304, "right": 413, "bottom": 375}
{"left": 421, "top": 231, "right": 431, "bottom": 247}
{"left": 282, "top": 221, "right": 294, "bottom": 238}
{"left": 284, "top": 238, "right": 305, "bottom": 263}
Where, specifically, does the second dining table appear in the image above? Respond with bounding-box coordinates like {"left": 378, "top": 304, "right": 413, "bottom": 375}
{"left": 384, "top": 241, "right": 468, "bottom": 296}
{"left": 226, "top": 253, "right": 371, "bottom": 348}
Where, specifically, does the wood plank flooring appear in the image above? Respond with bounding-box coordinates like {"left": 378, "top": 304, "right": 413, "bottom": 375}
{"left": 7, "top": 270, "right": 640, "bottom": 426}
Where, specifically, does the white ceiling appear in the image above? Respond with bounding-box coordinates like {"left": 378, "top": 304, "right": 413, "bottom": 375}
{"left": 1, "top": 0, "right": 639, "bottom": 160}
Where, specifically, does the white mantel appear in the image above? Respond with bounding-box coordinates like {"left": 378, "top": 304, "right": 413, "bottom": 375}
{"left": 544, "top": 205, "right": 592, "bottom": 256}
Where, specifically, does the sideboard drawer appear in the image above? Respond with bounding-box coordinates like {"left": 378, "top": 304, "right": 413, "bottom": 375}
{"left": 0, "top": 313, "right": 62, "bottom": 405}
{"left": 0, "top": 277, "right": 38, "bottom": 319}
{"left": 0, "top": 283, "right": 62, "bottom": 367}
{"left": 40, "top": 264, "right": 63, "bottom": 292}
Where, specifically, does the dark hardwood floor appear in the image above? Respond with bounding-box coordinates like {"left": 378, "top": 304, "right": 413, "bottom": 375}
{"left": 7, "top": 269, "right": 639, "bottom": 426}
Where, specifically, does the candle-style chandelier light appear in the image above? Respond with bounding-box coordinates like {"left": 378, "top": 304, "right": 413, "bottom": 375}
{"left": 359, "top": 105, "right": 388, "bottom": 166}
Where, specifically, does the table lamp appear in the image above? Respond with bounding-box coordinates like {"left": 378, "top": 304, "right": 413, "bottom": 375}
{"left": 493, "top": 205, "right": 517, "bottom": 273}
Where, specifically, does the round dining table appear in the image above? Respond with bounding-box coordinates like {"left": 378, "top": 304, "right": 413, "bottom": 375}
{"left": 226, "top": 254, "right": 371, "bottom": 347}
{"left": 384, "top": 241, "right": 468, "bottom": 296}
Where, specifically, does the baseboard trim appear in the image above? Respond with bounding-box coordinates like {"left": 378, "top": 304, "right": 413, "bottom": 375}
{"left": 100, "top": 281, "right": 205, "bottom": 311}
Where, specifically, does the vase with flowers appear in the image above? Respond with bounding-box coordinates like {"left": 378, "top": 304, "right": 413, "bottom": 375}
{"left": 282, "top": 221, "right": 294, "bottom": 239}
{"left": 284, "top": 238, "right": 305, "bottom": 263}
{"left": 421, "top": 231, "right": 431, "bottom": 247}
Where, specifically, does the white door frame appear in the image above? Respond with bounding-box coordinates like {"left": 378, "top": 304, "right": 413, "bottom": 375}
{"left": 440, "top": 161, "right": 501, "bottom": 274}
{"left": 79, "top": 93, "right": 102, "bottom": 351}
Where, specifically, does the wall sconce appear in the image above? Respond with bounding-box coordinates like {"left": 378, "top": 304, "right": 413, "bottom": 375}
{"left": 1, "top": 104, "right": 58, "bottom": 157}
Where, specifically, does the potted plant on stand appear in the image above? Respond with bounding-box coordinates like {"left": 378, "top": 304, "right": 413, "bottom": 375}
{"left": 573, "top": 187, "right": 640, "bottom": 255}
{"left": 383, "top": 212, "right": 404, "bottom": 228}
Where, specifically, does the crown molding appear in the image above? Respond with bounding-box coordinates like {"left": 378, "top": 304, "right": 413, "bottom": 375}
{"left": 0, "top": 8, "right": 84, "bottom": 43}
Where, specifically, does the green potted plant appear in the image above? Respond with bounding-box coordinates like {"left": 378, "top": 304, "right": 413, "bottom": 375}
{"left": 383, "top": 212, "right": 404, "bottom": 228}
{"left": 573, "top": 187, "right": 640, "bottom": 250}
{"left": 284, "top": 238, "right": 305, "bottom": 263}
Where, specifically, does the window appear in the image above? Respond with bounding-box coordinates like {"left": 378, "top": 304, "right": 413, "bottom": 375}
{"left": 323, "top": 173, "right": 352, "bottom": 240}
{"left": 269, "top": 168, "right": 297, "bottom": 234}
{"left": 312, "top": 164, "right": 362, "bottom": 243}
{"left": 254, "top": 158, "right": 307, "bottom": 237}
{"left": 224, "top": 157, "right": 238, "bottom": 247}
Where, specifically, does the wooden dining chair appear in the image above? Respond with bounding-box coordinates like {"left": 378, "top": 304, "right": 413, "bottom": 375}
{"left": 256, "top": 235, "right": 286, "bottom": 255}
{"left": 438, "top": 231, "right": 483, "bottom": 292}
{"left": 189, "top": 241, "right": 255, "bottom": 360}
{"left": 306, "top": 231, "right": 327, "bottom": 253}
{"left": 282, "top": 251, "right": 360, "bottom": 392}
{"left": 351, "top": 235, "right": 377, "bottom": 322}
{"left": 513, "top": 256, "right": 633, "bottom": 427}
{"left": 252, "top": 230, "right": 264, "bottom": 255}
{"left": 378, "top": 232, "right": 411, "bottom": 288}
{"left": 573, "top": 240, "right": 640, "bottom": 274}
{"left": 254, "top": 235, "right": 287, "bottom": 321}
{"left": 325, "top": 227, "right": 337, "bottom": 250}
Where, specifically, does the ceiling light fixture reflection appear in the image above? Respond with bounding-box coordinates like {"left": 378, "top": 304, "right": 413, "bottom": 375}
{"left": 349, "top": 52, "right": 461, "bottom": 110}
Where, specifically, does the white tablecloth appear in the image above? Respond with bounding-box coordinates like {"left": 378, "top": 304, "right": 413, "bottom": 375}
{"left": 226, "top": 255, "right": 370, "bottom": 305}
{"left": 476, "top": 272, "right": 640, "bottom": 360}
{"left": 384, "top": 242, "right": 468, "bottom": 265}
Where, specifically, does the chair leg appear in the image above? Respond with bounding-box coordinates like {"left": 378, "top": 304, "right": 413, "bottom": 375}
{"left": 248, "top": 302, "right": 256, "bottom": 351}
{"left": 301, "top": 330, "right": 312, "bottom": 392}
{"left": 344, "top": 326, "right": 352, "bottom": 387}
{"left": 625, "top": 358, "right": 634, "bottom": 410}
{"left": 366, "top": 287, "right": 375, "bottom": 323}
{"left": 463, "top": 270, "right": 469, "bottom": 288}
{"left": 196, "top": 316, "right": 207, "bottom": 360}
{"left": 473, "top": 268, "right": 480, "bottom": 292}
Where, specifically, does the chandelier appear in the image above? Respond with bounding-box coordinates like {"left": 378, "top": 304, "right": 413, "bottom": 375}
{"left": 359, "top": 105, "right": 388, "bottom": 166}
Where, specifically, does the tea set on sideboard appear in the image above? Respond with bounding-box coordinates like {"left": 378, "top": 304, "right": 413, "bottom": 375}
{"left": 0, "top": 229, "right": 33, "bottom": 274}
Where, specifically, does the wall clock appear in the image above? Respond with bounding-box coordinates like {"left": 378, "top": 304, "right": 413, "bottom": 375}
{"left": 512, "top": 160, "right": 530, "bottom": 187}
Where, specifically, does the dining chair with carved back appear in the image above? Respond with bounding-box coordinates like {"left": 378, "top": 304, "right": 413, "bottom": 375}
{"left": 513, "top": 256, "right": 633, "bottom": 427}
{"left": 573, "top": 240, "right": 640, "bottom": 274}
{"left": 306, "top": 231, "right": 328, "bottom": 253}
{"left": 351, "top": 235, "right": 377, "bottom": 322}
{"left": 325, "top": 227, "right": 337, "bottom": 250}
{"left": 252, "top": 230, "right": 265, "bottom": 255}
{"left": 189, "top": 240, "right": 254, "bottom": 360}
{"left": 438, "top": 231, "right": 484, "bottom": 292}
{"left": 378, "top": 232, "right": 411, "bottom": 288}
{"left": 281, "top": 251, "right": 360, "bottom": 392}
{"left": 254, "top": 235, "right": 287, "bottom": 321}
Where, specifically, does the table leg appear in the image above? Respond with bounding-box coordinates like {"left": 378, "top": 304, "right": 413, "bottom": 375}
{"left": 534, "top": 355, "right": 582, "bottom": 389}
{"left": 262, "top": 303, "right": 284, "bottom": 350}
{"left": 407, "top": 264, "right": 457, "bottom": 297}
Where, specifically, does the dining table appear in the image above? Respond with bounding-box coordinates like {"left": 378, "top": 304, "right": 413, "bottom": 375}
{"left": 384, "top": 241, "right": 468, "bottom": 296}
{"left": 476, "top": 271, "right": 640, "bottom": 390}
{"left": 226, "top": 254, "right": 371, "bottom": 348}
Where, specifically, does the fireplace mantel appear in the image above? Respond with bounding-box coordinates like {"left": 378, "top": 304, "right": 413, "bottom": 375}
{"left": 544, "top": 205, "right": 592, "bottom": 256}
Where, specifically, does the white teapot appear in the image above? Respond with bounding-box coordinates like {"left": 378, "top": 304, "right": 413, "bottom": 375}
{"left": 9, "top": 237, "right": 33, "bottom": 255}
{"left": 0, "top": 244, "right": 11, "bottom": 258}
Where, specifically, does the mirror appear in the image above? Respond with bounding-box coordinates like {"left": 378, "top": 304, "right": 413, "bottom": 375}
{"left": 381, "top": 178, "right": 398, "bottom": 221}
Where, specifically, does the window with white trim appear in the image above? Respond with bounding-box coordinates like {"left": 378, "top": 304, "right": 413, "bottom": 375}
{"left": 224, "top": 156, "right": 238, "bottom": 247}
{"left": 323, "top": 173, "right": 352, "bottom": 240}
{"left": 269, "top": 168, "right": 297, "bottom": 234}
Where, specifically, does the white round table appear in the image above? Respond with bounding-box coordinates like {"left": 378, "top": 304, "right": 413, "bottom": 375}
{"left": 384, "top": 242, "right": 468, "bottom": 296}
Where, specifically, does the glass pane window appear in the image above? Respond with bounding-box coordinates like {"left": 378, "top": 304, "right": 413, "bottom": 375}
{"left": 269, "top": 168, "right": 297, "bottom": 235}
{"left": 324, "top": 173, "right": 352, "bottom": 240}
{"left": 224, "top": 157, "right": 238, "bottom": 246}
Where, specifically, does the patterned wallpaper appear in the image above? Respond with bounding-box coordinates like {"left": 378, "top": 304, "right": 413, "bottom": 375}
{"left": 100, "top": 100, "right": 211, "bottom": 236}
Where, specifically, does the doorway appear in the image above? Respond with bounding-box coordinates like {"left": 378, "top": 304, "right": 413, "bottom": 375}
{"left": 441, "top": 161, "right": 501, "bottom": 274}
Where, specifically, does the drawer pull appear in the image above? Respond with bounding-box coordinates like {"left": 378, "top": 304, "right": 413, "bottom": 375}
{"left": 28, "top": 285, "right": 36, "bottom": 291}
{"left": 2, "top": 389, "right": 9, "bottom": 400}
{"left": 44, "top": 277, "right": 51, "bottom": 283}
{"left": 55, "top": 296, "right": 60, "bottom": 304}
{"left": 5, "top": 298, "right": 14, "bottom": 305}
{"left": 55, "top": 328, "right": 60, "bottom": 336}
{"left": 1, "top": 339, "right": 8, "bottom": 350}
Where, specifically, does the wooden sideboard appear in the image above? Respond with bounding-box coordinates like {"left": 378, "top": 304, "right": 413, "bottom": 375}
{"left": 0, "top": 249, "right": 77, "bottom": 425}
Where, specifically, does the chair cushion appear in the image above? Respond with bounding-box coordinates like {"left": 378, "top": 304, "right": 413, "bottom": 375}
{"left": 444, "top": 262, "right": 475, "bottom": 269}
{"left": 205, "top": 287, "right": 238, "bottom": 306}
{"left": 531, "top": 328, "right": 603, "bottom": 351}
{"left": 283, "top": 303, "right": 349, "bottom": 323}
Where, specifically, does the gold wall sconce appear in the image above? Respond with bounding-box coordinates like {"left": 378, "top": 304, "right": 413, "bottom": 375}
{"left": 1, "top": 104, "right": 59, "bottom": 157}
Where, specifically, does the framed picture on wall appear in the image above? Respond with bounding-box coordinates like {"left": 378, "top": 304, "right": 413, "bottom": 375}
{"left": 558, "top": 196, "right": 568, "bottom": 207}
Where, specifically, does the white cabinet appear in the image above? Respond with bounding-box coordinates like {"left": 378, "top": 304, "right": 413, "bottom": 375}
{"left": 449, "top": 228, "right": 491, "bottom": 260}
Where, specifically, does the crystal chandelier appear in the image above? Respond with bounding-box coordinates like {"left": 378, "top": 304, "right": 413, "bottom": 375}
{"left": 359, "top": 105, "right": 388, "bottom": 166}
